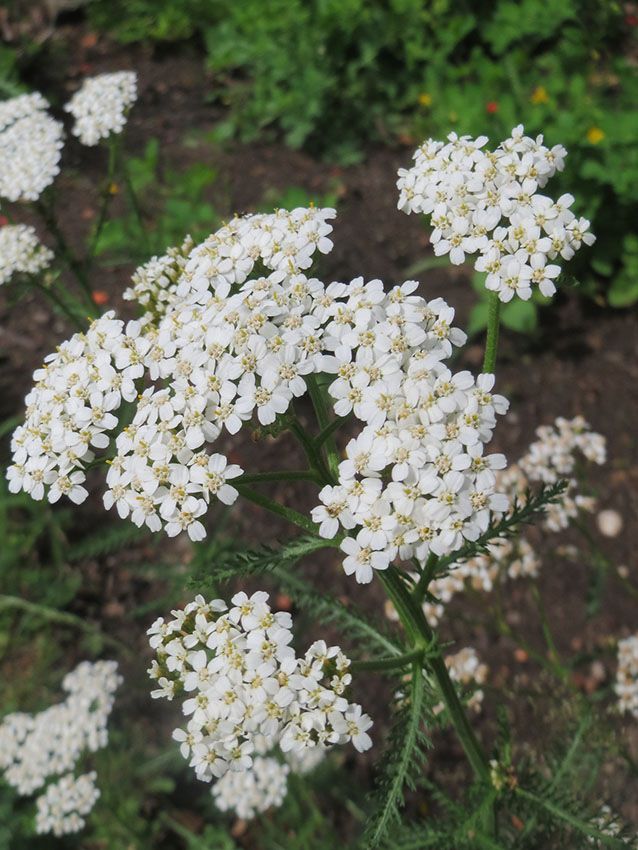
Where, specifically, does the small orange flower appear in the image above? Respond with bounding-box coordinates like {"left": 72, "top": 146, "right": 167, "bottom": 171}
{"left": 486, "top": 101, "right": 499, "bottom": 114}
{"left": 92, "top": 290, "right": 110, "bottom": 306}
{"left": 530, "top": 85, "right": 549, "bottom": 105}
{"left": 586, "top": 126, "right": 605, "bottom": 144}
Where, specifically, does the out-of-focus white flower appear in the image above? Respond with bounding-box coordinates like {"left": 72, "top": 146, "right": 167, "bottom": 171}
{"left": 65, "top": 71, "right": 138, "bottom": 146}
{"left": 212, "top": 756, "right": 289, "bottom": 820}
{"left": 0, "top": 660, "right": 120, "bottom": 836}
{"left": 0, "top": 660, "right": 121, "bottom": 795}
{"left": 597, "top": 509, "right": 623, "bottom": 538}
{"left": 0, "top": 93, "right": 63, "bottom": 201}
{"left": 0, "top": 224, "right": 53, "bottom": 285}
{"left": 616, "top": 634, "right": 638, "bottom": 719}
{"left": 35, "top": 772, "right": 100, "bottom": 837}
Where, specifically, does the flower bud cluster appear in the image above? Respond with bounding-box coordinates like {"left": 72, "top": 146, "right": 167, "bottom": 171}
{"left": 65, "top": 71, "right": 138, "bottom": 146}
{"left": 616, "top": 634, "right": 638, "bottom": 719}
{"left": 0, "top": 224, "right": 53, "bottom": 285}
{"left": 123, "top": 236, "right": 194, "bottom": 319}
{"left": 0, "top": 92, "right": 63, "bottom": 201}
{"left": 0, "top": 660, "right": 120, "bottom": 836}
{"left": 397, "top": 126, "right": 594, "bottom": 302}
{"left": 148, "top": 592, "right": 372, "bottom": 784}
{"left": 501, "top": 415, "right": 606, "bottom": 531}
{"left": 35, "top": 772, "right": 100, "bottom": 837}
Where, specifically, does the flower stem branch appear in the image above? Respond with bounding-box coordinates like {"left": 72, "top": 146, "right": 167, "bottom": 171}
{"left": 36, "top": 197, "right": 97, "bottom": 315}
{"left": 412, "top": 552, "right": 439, "bottom": 604}
{"left": 306, "top": 375, "right": 340, "bottom": 479}
{"left": 483, "top": 291, "right": 501, "bottom": 373}
{"left": 234, "top": 483, "right": 318, "bottom": 535}
{"left": 351, "top": 647, "right": 426, "bottom": 673}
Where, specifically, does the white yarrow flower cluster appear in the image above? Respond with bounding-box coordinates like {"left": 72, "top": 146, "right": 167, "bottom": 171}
{"left": 212, "top": 756, "right": 289, "bottom": 820}
{"left": 0, "top": 92, "right": 63, "bottom": 201}
{"left": 440, "top": 647, "right": 488, "bottom": 714}
{"left": 65, "top": 71, "right": 138, "bottom": 146}
{"left": 501, "top": 415, "right": 606, "bottom": 531}
{"left": 7, "top": 313, "right": 132, "bottom": 508}
{"left": 123, "top": 236, "right": 194, "bottom": 318}
{"left": 148, "top": 592, "right": 372, "bottom": 785}
{"left": 0, "top": 224, "right": 53, "bottom": 285}
{"left": 35, "top": 772, "right": 100, "bottom": 837}
{"left": 312, "top": 285, "right": 509, "bottom": 581}
{"left": 616, "top": 635, "right": 638, "bottom": 719}
{"left": 397, "top": 126, "right": 594, "bottom": 301}
{"left": 0, "top": 660, "right": 120, "bottom": 836}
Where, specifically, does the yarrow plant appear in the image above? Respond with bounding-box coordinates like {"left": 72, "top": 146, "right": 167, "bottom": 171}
{"left": 0, "top": 660, "right": 120, "bottom": 836}
{"left": 3, "top": 74, "right": 636, "bottom": 847}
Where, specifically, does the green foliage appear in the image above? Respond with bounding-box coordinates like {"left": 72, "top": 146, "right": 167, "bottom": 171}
{"left": 95, "top": 139, "right": 219, "bottom": 263}
{"left": 364, "top": 666, "right": 431, "bottom": 848}
{"left": 193, "top": 535, "right": 403, "bottom": 657}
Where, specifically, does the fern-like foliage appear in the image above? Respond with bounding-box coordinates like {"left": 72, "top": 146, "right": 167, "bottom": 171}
{"left": 363, "top": 665, "right": 432, "bottom": 848}
{"left": 191, "top": 535, "right": 404, "bottom": 658}
{"left": 67, "top": 522, "right": 149, "bottom": 562}
{"left": 433, "top": 480, "right": 568, "bottom": 578}
{"left": 511, "top": 783, "right": 633, "bottom": 849}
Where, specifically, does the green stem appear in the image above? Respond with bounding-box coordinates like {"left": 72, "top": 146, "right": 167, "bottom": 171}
{"left": 36, "top": 197, "right": 97, "bottom": 314}
{"left": 87, "top": 136, "right": 119, "bottom": 269}
{"left": 290, "top": 420, "right": 332, "bottom": 484}
{"left": 32, "top": 280, "right": 85, "bottom": 330}
{"left": 482, "top": 291, "right": 501, "bottom": 373}
{"left": 351, "top": 647, "right": 425, "bottom": 673}
{"left": 315, "top": 414, "right": 347, "bottom": 450}
{"left": 412, "top": 552, "right": 439, "bottom": 604}
{"left": 378, "top": 568, "right": 492, "bottom": 785}
{"left": 121, "top": 158, "right": 148, "bottom": 249}
{"left": 234, "top": 483, "right": 318, "bottom": 535}
{"left": 237, "top": 469, "right": 321, "bottom": 485}
{"left": 306, "top": 375, "right": 340, "bottom": 479}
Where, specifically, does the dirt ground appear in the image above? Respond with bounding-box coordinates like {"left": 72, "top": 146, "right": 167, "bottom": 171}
{"left": 2, "top": 20, "right": 638, "bottom": 841}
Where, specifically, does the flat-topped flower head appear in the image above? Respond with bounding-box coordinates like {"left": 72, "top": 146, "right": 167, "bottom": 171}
{"left": 397, "top": 127, "right": 594, "bottom": 302}
{"left": 148, "top": 591, "right": 372, "bottom": 784}
{"left": 0, "top": 224, "right": 53, "bottom": 285}
{"left": 0, "top": 93, "right": 63, "bottom": 201}
{"left": 11, "top": 206, "right": 514, "bottom": 570}
{"left": 65, "top": 71, "right": 138, "bottom": 146}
